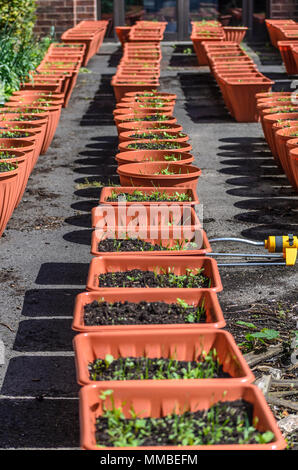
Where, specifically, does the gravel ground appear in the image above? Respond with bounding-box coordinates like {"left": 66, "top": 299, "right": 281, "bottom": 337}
{"left": 0, "top": 41, "right": 297, "bottom": 449}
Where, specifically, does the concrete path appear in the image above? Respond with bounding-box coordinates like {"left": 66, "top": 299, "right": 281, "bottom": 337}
{"left": 0, "top": 42, "right": 296, "bottom": 449}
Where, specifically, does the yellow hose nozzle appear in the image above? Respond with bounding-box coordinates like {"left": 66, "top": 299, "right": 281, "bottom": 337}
{"left": 264, "top": 234, "right": 298, "bottom": 266}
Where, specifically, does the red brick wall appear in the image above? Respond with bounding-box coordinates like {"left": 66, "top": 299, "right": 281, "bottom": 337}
{"left": 270, "top": 0, "right": 298, "bottom": 21}
{"left": 35, "top": 0, "right": 97, "bottom": 39}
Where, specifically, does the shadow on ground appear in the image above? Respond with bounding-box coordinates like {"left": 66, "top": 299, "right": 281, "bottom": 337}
{"left": 218, "top": 136, "right": 298, "bottom": 240}
{"left": 178, "top": 72, "right": 233, "bottom": 123}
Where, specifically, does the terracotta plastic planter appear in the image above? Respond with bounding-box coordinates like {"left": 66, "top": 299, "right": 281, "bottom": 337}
{"left": 265, "top": 19, "right": 295, "bottom": 47}
{"left": 86, "top": 255, "right": 222, "bottom": 293}
{"left": 118, "top": 129, "right": 187, "bottom": 143}
{"left": 257, "top": 98, "right": 292, "bottom": 118}
{"left": 31, "top": 71, "right": 74, "bottom": 107}
{"left": 223, "top": 26, "right": 248, "bottom": 43}
{"left": 118, "top": 139, "right": 192, "bottom": 154}
{"left": 11, "top": 90, "right": 65, "bottom": 102}
{"left": 0, "top": 107, "right": 50, "bottom": 154}
{"left": 21, "top": 79, "right": 64, "bottom": 93}
{"left": 8, "top": 94, "right": 64, "bottom": 107}
{"left": 120, "top": 100, "right": 175, "bottom": 114}
{"left": 117, "top": 162, "right": 201, "bottom": 189}
{"left": 288, "top": 147, "right": 298, "bottom": 191}
{"left": 36, "top": 68, "right": 79, "bottom": 107}
{"left": 278, "top": 41, "right": 298, "bottom": 74}
{"left": 73, "top": 328, "right": 254, "bottom": 386}
{"left": 0, "top": 122, "right": 44, "bottom": 170}
{"left": 47, "top": 42, "right": 86, "bottom": 57}
{"left": 262, "top": 112, "right": 298, "bottom": 158}
{"left": 0, "top": 129, "right": 40, "bottom": 171}
{"left": 116, "top": 102, "right": 174, "bottom": 114}
{"left": 274, "top": 126, "right": 298, "bottom": 184}
{"left": 115, "top": 27, "right": 132, "bottom": 46}
{"left": 224, "top": 78, "right": 274, "bottom": 122}
{"left": 79, "top": 382, "right": 286, "bottom": 450}
{"left": 114, "top": 107, "right": 172, "bottom": 117}
{"left": 112, "top": 81, "right": 160, "bottom": 103}
{"left": 115, "top": 149, "right": 194, "bottom": 166}
{"left": 0, "top": 139, "right": 35, "bottom": 176}
{"left": 4, "top": 102, "right": 62, "bottom": 153}
{"left": 292, "top": 45, "right": 298, "bottom": 71}
{"left": 256, "top": 91, "right": 293, "bottom": 100}
{"left": 0, "top": 165, "right": 18, "bottom": 237}
{"left": 0, "top": 151, "right": 27, "bottom": 208}
{"left": 72, "top": 289, "right": 225, "bottom": 333}
{"left": 191, "top": 36, "right": 224, "bottom": 65}
{"left": 99, "top": 186, "right": 199, "bottom": 206}
{"left": 117, "top": 119, "right": 180, "bottom": 135}
{"left": 90, "top": 229, "right": 210, "bottom": 257}
{"left": 115, "top": 115, "right": 177, "bottom": 134}
{"left": 124, "top": 92, "right": 176, "bottom": 101}
{"left": 121, "top": 93, "right": 176, "bottom": 103}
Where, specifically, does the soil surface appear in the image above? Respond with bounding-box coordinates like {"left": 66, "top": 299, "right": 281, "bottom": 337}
{"left": 97, "top": 238, "right": 164, "bottom": 252}
{"left": 88, "top": 354, "right": 230, "bottom": 381}
{"left": 127, "top": 142, "right": 183, "bottom": 149}
{"left": 84, "top": 300, "right": 206, "bottom": 325}
{"left": 97, "top": 268, "right": 210, "bottom": 288}
{"left": 106, "top": 189, "right": 192, "bottom": 202}
{"left": 95, "top": 399, "right": 272, "bottom": 447}
{"left": 0, "top": 42, "right": 297, "bottom": 449}
{"left": 129, "top": 132, "right": 185, "bottom": 139}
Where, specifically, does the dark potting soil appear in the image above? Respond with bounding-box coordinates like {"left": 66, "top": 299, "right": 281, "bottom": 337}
{"left": 0, "top": 131, "right": 29, "bottom": 138}
{"left": 97, "top": 269, "right": 210, "bottom": 288}
{"left": 89, "top": 353, "right": 230, "bottom": 381}
{"left": 0, "top": 162, "right": 16, "bottom": 172}
{"left": 83, "top": 300, "right": 207, "bottom": 326}
{"left": 97, "top": 238, "right": 164, "bottom": 252}
{"left": 129, "top": 115, "right": 169, "bottom": 122}
{"left": 129, "top": 133, "right": 185, "bottom": 140}
{"left": 95, "top": 399, "right": 275, "bottom": 447}
{"left": 127, "top": 142, "right": 182, "bottom": 150}
{"left": 106, "top": 190, "right": 192, "bottom": 203}
{"left": 13, "top": 115, "right": 44, "bottom": 121}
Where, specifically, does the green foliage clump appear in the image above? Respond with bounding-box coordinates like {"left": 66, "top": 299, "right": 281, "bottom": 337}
{"left": 0, "top": 0, "right": 37, "bottom": 39}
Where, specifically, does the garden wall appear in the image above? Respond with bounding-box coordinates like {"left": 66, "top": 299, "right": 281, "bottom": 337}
{"left": 35, "top": 0, "right": 97, "bottom": 38}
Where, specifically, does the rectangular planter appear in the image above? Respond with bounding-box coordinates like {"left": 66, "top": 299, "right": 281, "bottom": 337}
{"left": 278, "top": 41, "right": 298, "bottom": 75}
{"left": 85, "top": 255, "right": 223, "bottom": 293}
{"left": 73, "top": 329, "right": 254, "bottom": 386}
{"left": 72, "top": 290, "right": 226, "bottom": 332}
{"left": 90, "top": 228, "right": 211, "bottom": 257}
{"left": 79, "top": 382, "right": 286, "bottom": 450}
{"left": 112, "top": 81, "right": 160, "bottom": 103}
{"left": 224, "top": 78, "right": 274, "bottom": 122}
{"left": 99, "top": 186, "right": 199, "bottom": 206}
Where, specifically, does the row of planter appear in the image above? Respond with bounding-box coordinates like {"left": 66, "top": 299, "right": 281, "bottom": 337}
{"left": 74, "top": 58, "right": 286, "bottom": 448}
{"left": 266, "top": 18, "right": 298, "bottom": 47}
{"left": 202, "top": 41, "right": 274, "bottom": 122}
{"left": 115, "top": 21, "right": 167, "bottom": 48}
{"left": 265, "top": 19, "right": 298, "bottom": 75}
{"left": 190, "top": 20, "right": 247, "bottom": 66}
{"left": 128, "top": 20, "right": 167, "bottom": 42}
{"left": 111, "top": 21, "right": 166, "bottom": 102}
{"left": 0, "top": 22, "right": 108, "bottom": 238}
{"left": 61, "top": 20, "right": 109, "bottom": 66}
{"left": 257, "top": 90, "right": 298, "bottom": 192}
